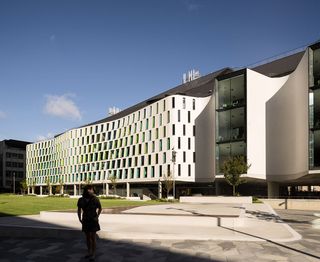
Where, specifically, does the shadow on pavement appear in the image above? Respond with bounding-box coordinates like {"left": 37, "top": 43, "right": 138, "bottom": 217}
{"left": 0, "top": 212, "right": 222, "bottom": 262}
{"left": 218, "top": 224, "right": 320, "bottom": 260}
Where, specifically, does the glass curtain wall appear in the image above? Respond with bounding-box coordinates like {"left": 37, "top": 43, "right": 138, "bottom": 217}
{"left": 216, "top": 73, "right": 246, "bottom": 173}
{"left": 309, "top": 45, "right": 320, "bottom": 168}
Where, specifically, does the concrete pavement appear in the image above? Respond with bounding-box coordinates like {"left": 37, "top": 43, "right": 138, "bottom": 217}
{"left": 0, "top": 203, "right": 301, "bottom": 242}
{"left": 0, "top": 209, "right": 319, "bottom": 261}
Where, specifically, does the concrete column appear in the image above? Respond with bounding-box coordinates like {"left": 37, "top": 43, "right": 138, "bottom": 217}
{"left": 106, "top": 183, "right": 109, "bottom": 196}
{"left": 40, "top": 186, "right": 43, "bottom": 195}
{"left": 49, "top": 185, "right": 52, "bottom": 195}
{"left": 61, "top": 185, "right": 64, "bottom": 195}
{"left": 27, "top": 187, "right": 30, "bottom": 195}
{"left": 73, "top": 184, "right": 77, "bottom": 196}
{"left": 158, "top": 180, "right": 162, "bottom": 199}
{"left": 126, "top": 182, "right": 130, "bottom": 198}
{"left": 268, "top": 182, "right": 279, "bottom": 198}
{"left": 32, "top": 186, "right": 35, "bottom": 194}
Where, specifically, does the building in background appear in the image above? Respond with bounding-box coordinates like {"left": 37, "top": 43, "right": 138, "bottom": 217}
{"left": 0, "top": 139, "right": 30, "bottom": 193}
{"left": 26, "top": 41, "right": 320, "bottom": 198}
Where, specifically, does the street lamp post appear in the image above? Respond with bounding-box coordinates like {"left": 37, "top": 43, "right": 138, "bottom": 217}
{"left": 13, "top": 172, "right": 16, "bottom": 194}
{"left": 171, "top": 148, "right": 177, "bottom": 199}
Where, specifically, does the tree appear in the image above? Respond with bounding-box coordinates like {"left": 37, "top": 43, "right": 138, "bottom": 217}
{"left": 20, "top": 179, "right": 28, "bottom": 195}
{"left": 45, "top": 177, "right": 51, "bottom": 194}
{"left": 163, "top": 171, "right": 173, "bottom": 198}
{"left": 55, "top": 178, "right": 64, "bottom": 195}
{"left": 31, "top": 178, "right": 36, "bottom": 194}
{"left": 220, "top": 155, "right": 251, "bottom": 196}
{"left": 109, "top": 174, "right": 117, "bottom": 195}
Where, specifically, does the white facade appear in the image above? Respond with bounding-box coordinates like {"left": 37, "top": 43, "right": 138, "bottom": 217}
{"left": 246, "top": 69, "right": 288, "bottom": 180}
{"left": 26, "top": 95, "right": 210, "bottom": 187}
{"left": 26, "top": 42, "right": 320, "bottom": 197}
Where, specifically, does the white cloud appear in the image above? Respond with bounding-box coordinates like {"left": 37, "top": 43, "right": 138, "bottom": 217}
{"left": 44, "top": 94, "right": 82, "bottom": 120}
{"left": 0, "top": 111, "right": 7, "bottom": 119}
{"left": 36, "top": 132, "right": 54, "bottom": 142}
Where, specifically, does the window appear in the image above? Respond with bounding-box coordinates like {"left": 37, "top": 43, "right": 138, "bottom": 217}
{"left": 188, "top": 138, "right": 191, "bottom": 149}
{"left": 188, "top": 164, "right": 191, "bottom": 176}
{"left": 178, "top": 110, "right": 181, "bottom": 122}
{"left": 193, "top": 99, "right": 195, "bottom": 110}
{"left": 183, "top": 152, "right": 186, "bottom": 162}
{"left": 178, "top": 164, "right": 181, "bottom": 176}
{"left": 193, "top": 126, "right": 196, "bottom": 136}
{"left": 183, "top": 97, "right": 186, "bottom": 109}
{"left": 193, "top": 152, "right": 196, "bottom": 163}
{"left": 163, "top": 152, "right": 166, "bottom": 164}
{"left": 188, "top": 111, "right": 191, "bottom": 123}
{"left": 167, "top": 111, "right": 170, "bottom": 123}
{"left": 183, "top": 125, "right": 186, "bottom": 136}
{"left": 172, "top": 97, "right": 175, "bottom": 108}
{"left": 144, "top": 143, "right": 148, "bottom": 154}
{"left": 167, "top": 138, "right": 170, "bottom": 150}
{"left": 178, "top": 137, "right": 181, "bottom": 149}
{"left": 172, "top": 124, "right": 175, "bottom": 135}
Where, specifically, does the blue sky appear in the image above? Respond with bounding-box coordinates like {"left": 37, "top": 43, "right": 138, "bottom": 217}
{"left": 0, "top": 0, "right": 319, "bottom": 142}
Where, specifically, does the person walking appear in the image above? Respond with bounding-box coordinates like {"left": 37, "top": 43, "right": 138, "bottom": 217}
{"left": 77, "top": 185, "right": 102, "bottom": 261}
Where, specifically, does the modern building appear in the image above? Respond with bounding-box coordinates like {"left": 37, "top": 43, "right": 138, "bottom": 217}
{"left": 0, "top": 139, "right": 30, "bottom": 193}
{"left": 26, "top": 41, "right": 320, "bottom": 198}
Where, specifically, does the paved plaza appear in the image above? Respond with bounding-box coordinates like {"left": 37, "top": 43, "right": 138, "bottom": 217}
{"left": 0, "top": 207, "right": 320, "bottom": 261}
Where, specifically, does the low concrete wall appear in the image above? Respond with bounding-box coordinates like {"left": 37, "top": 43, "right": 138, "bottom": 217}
{"left": 39, "top": 212, "right": 244, "bottom": 228}
{"left": 126, "top": 197, "right": 142, "bottom": 201}
{"left": 262, "top": 199, "right": 320, "bottom": 211}
{"left": 179, "top": 196, "right": 252, "bottom": 204}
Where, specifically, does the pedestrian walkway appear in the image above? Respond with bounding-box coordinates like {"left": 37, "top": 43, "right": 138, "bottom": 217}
{"left": 0, "top": 203, "right": 301, "bottom": 242}
{"left": 0, "top": 209, "right": 319, "bottom": 261}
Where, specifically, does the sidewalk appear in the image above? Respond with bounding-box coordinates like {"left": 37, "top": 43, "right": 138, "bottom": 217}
{"left": 1, "top": 209, "right": 320, "bottom": 262}
{"left": 0, "top": 203, "right": 301, "bottom": 242}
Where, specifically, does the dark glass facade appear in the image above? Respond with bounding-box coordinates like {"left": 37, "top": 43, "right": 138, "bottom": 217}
{"left": 215, "top": 72, "right": 246, "bottom": 173}
{"left": 309, "top": 45, "right": 320, "bottom": 168}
